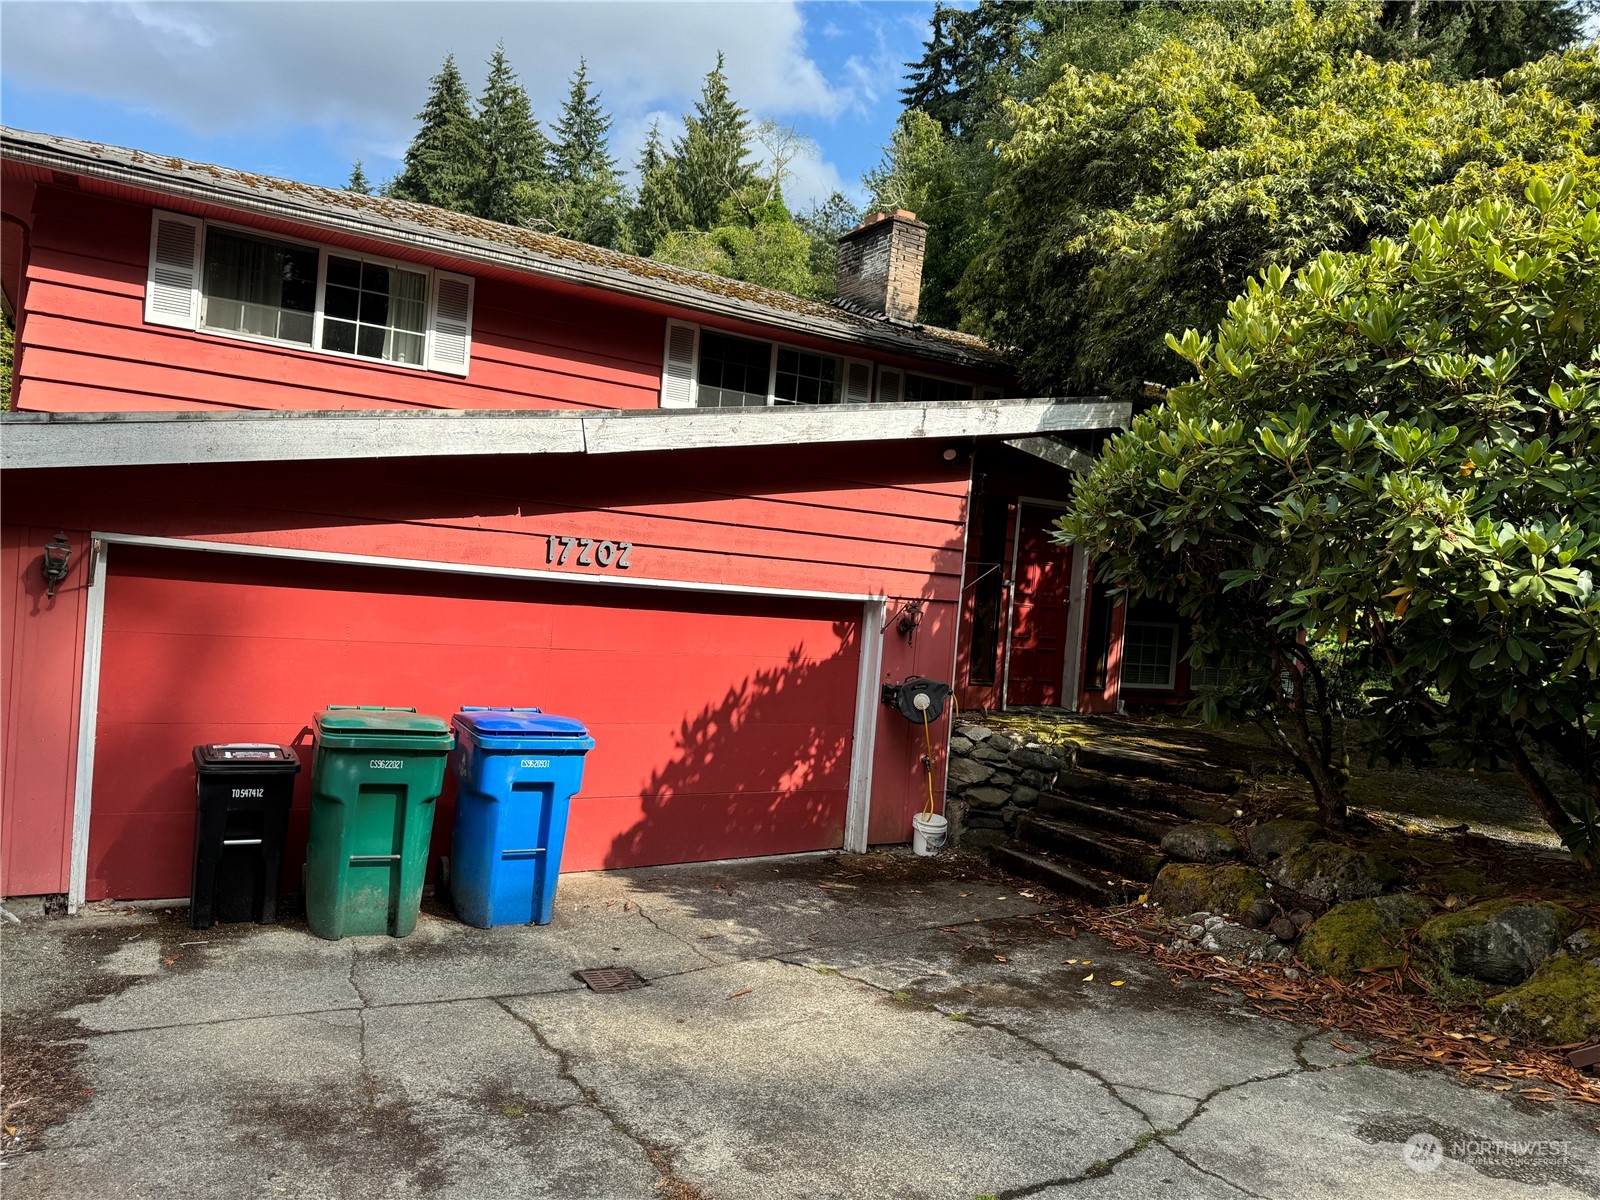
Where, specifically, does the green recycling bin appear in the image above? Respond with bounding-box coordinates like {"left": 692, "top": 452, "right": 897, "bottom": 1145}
{"left": 305, "top": 706, "right": 455, "bottom": 940}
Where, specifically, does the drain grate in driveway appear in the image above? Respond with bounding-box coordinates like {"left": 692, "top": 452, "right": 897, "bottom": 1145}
{"left": 574, "top": 967, "right": 648, "bottom": 993}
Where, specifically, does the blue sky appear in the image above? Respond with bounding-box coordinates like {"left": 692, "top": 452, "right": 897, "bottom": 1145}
{"left": 0, "top": 1, "right": 939, "bottom": 210}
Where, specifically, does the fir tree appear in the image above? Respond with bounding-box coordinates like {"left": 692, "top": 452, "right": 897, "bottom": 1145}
{"left": 671, "top": 52, "right": 756, "bottom": 230}
{"left": 473, "top": 42, "right": 548, "bottom": 225}
{"left": 628, "top": 119, "right": 688, "bottom": 256}
{"left": 391, "top": 53, "right": 482, "bottom": 213}
{"left": 345, "top": 160, "right": 372, "bottom": 195}
{"left": 540, "top": 59, "right": 627, "bottom": 247}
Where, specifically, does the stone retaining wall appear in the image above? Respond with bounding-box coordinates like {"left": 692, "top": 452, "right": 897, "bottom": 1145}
{"left": 943, "top": 723, "right": 1067, "bottom": 848}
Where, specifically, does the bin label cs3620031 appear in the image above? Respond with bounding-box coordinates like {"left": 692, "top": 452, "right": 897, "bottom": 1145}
{"left": 520, "top": 758, "right": 551, "bottom": 769}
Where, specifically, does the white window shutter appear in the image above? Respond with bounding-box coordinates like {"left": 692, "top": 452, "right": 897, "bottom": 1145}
{"left": 877, "top": 366, "right": 904, "bottom": 404}
{"left": 427, "top": 270, "right": 474, "bottom": 376}
{"left": 660, "top": 320, "right": 699, "bottom": 408}
{"left": 144, "top": 210, "right": 203, "bottom": 329}
{"left": 843, "top": 358, "right": 872, "bottom": 404}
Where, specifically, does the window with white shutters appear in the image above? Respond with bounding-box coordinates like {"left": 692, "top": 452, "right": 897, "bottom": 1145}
{"left": 144, "top": 210, "right": 474, "bottom": 376}
{"left": 876, "top": 367, "right": 904, "bottom": 404}
{"left": 660, "top": 320, "right": 700, "bottom": 407}
{"left": 842, "top": 359, "right": 872, "bottom": 404}
{"left": 145, "top": 212, "right": 204, "bottom": 329}
{"left": 659, "top": 319, "right": 912, "bottom": 410}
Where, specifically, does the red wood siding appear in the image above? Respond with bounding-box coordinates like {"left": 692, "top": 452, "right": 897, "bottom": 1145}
{"left": 3, "top": 181, "right": 1006, "bottom": 416}
{"left": 10, "top": 185, "right": 665, "bottom": 413}
{"left": 1, "top": 442, "right": 968, "bottom": 895}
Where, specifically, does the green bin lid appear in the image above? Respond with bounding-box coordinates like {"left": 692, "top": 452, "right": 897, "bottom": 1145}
{"left": 314, "top": 706, "right": 454, "bottom": 747}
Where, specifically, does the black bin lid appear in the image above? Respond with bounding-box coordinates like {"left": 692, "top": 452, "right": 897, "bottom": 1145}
{"left": 194, "top": 743, "right": 301, "bottom": 771}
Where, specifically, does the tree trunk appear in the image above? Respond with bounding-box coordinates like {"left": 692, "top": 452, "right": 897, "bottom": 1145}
{"left": 1506, "top": 736, "right": 1592, "bottom": 869}
{"left": 1265, "top": 645, "right": 1347, "bottom": 826}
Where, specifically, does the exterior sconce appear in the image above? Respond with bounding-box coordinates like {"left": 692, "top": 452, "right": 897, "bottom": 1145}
{"left": 41, "top": 532, "right": 72, "bottom": 598}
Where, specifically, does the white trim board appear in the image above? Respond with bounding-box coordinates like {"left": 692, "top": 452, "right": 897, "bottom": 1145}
{"left": 67, "top": 532, "right": 886, "bottom": 908}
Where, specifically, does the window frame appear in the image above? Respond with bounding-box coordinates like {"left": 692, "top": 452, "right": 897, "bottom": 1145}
{"left": 165, "top": 215, "right": 464, "bottom": 376}
{"left": 665, "top": 319, "right": 870, "bottom": 409}
{"left": 1120, "top": 621, "right": 1180, "bottom": 691}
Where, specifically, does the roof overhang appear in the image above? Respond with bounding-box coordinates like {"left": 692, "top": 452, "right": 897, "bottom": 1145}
{"left": 0, "top": 397, "right": 1129, "bottom": 471}
{"left": 3, "top": 128, "right": 1003, "bottom": 370}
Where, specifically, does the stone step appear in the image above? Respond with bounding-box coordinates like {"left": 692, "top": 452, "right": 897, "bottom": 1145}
{"left": 1035, "top": 792, "right": 1182, "bottom": 843}
{"left": 1052, "top": 767, "right": 1237, "bottom": 824}
{"left": 989, "top": 843, "right": 1132, "bottom": 906}
{"left": 1014, "top": 815, "right": 1165, "bottom": 882}
{"left": 1073, "top": 744, "right": 1240, "bottom": 794}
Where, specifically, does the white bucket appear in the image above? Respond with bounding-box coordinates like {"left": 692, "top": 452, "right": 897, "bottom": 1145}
{"left": 911, "top": 812, "right": 948, "bottom": 857}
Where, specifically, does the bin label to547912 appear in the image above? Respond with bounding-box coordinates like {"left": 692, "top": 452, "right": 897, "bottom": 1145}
{"left": 369, "top": 759, "right": 404, "bottom": 769}
{"left": 547, "top": 535, "right": 633, "bottom": 569}
{"left": 520, "top": 758, "right": 552, "bottom": 769}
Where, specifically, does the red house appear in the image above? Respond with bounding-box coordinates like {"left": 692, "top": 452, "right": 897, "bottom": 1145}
{"left": 0, "top": 128, "right": 1134, "bottom": 910}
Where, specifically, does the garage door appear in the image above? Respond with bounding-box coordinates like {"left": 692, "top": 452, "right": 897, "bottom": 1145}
{"left": 86, "top": 546, "right": 862, "bottom": 901}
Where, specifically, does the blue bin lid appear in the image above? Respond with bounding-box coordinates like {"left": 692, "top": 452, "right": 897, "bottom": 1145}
{"left": 454, "top": 707, "right": 590, "bottom": 738}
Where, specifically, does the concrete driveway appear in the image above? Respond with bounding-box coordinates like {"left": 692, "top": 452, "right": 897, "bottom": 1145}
{"left": 2, "top": 850, "right": 1595, "bottom": 1199}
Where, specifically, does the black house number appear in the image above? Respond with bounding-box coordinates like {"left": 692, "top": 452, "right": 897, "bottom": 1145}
{"left": 547, "top": 535, "right": 633, "bottom": 569}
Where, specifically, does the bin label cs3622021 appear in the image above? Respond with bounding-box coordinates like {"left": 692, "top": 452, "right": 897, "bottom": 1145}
{"left": 369, "top": 759, "right": 404, "bottom": 769}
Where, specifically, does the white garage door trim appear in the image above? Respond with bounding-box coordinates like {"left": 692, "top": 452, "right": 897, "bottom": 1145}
{"left": 69, "top": 532, "right": 887, "bottom": 911}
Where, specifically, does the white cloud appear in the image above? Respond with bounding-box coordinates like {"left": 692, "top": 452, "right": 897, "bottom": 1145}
{"left": 2, "top": 2, "right": 848, "bottom": 156}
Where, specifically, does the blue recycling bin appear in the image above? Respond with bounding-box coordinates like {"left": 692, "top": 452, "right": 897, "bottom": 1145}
{"left": 447, "top": 707, "right": 595, "bottom": 928}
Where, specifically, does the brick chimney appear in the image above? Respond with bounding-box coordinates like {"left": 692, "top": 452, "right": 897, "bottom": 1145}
{"left": 835, "top": 210, "right": 928, "bottom": 323}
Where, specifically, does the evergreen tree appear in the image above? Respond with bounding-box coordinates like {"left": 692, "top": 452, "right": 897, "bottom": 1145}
{"left": 474, "top": 42, "right": 548, "bottom": 225}
{"left": 628, "top": 119, "right": 688, "bottom": 256}
{"left": 671, "top": 52, "right": 756, "bottom": 230}
{"left": 391, "top": 53, "right": 482, "bottom": 213}
{"left": 537, "top": 59, "right": 627, "bottom": 247}
{"left": 345, "top": 160, "right": 372, "bottom": 195}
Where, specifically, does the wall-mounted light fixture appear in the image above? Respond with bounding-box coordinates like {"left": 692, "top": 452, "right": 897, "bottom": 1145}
{"left": 893, "top": 598, "right": 924, "bottom": 643}
{"left": 41, "top": 532, "right": 72, "bottom": 598}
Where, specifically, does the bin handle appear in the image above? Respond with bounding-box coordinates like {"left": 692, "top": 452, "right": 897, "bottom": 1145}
{"left": 502, "top": 848, "right": 546, "bottom": 857}
{"left": 348, "top": 854, "right": 402, "bottom": 865}
{"left": 222, "top": 838, "right": 263, "bottom": 847}
{"left": 326, "top": 705, "right": 417, "bottom": 713}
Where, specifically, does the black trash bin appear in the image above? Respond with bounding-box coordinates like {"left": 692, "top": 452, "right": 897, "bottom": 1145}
{"left": 191, "top": 743, "right": 301, "bottom": 930}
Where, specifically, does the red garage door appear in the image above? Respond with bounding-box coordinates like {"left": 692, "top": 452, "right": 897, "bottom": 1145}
{"left": 86, "top": 546, "right": 861, "bottom": 901}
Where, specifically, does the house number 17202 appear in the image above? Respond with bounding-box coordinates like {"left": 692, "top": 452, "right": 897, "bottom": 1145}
{"left": 547, "top": 535, "right": 633, "bottom": 569}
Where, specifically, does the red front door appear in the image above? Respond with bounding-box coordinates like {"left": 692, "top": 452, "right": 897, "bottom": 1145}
{"left": 1007, "top": 505, "right": 1072, "bottom": 707}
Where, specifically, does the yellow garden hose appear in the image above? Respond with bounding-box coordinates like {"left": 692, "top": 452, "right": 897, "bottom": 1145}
{"left": 921, "top": 705, "right": 937, "bottom": 819}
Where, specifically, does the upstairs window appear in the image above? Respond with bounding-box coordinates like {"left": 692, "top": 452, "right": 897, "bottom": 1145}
{"left": 145, "top": 210, "right": 474, "bottom": 376}
{"left": 774, "top": 347, "right": 841, "bottom": 406}
{"left": 660, "top": 319, "right": 872, "bottom": 408}
{"left": 697, "top": 330, "right": 772, "bottom": 408}
{"left": 904, "top": 372, "right": 974, "bottom": 403}
{"left": 321, "top": 256, "right": 428, "bottom": 366}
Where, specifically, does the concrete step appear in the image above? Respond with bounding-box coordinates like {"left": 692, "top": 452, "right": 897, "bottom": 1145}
{"left": 1073, "top": 744, "right": 1240, "bottom": 795}
{"left": 989, "top": 843, "right": 1133, "bottom": 906}
{"left": 1014, "top": 815, "right": 1165, "bottom": 882}
{"left": 1035, "top": 792, "right": 1182, "bottom": 844}
{"left": 1052, "top": 767, "right": 1237, "bottom": 824}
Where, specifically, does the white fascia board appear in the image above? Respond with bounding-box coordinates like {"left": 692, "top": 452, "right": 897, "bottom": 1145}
{"left": 1004, "top": 436, "right": 1098, "bottom": 474}
{"left": 1, "top": 399, "right": 1131, "bottom": 471}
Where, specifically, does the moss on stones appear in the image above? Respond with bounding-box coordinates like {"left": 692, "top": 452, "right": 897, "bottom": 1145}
{"left": 1269, "top": 842, "right": 1399, "bottom": 903}
{"left": 1485, "top": 955, "right": 1600, "bottom": 1046}
{"left": 1151, "top": 862, "right": 1268, "bottom": 916}
{"left": 1298, "top": 895, "right": 1436, "bottom": 980}
{"left": 1417, "top": 899, "right": 1577, "bottom": 985}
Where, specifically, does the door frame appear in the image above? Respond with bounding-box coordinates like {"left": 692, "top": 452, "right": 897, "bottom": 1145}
{"left": 1000, "top": 497, "right": 1073, "bottom": 711}
{"left": 69, "top": 532, "right": 886, "bottom": 910}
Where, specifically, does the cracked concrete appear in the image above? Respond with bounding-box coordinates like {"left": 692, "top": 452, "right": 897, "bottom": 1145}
{"left": 3, "top": 850, "right": 1596, "bottom": 1199}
